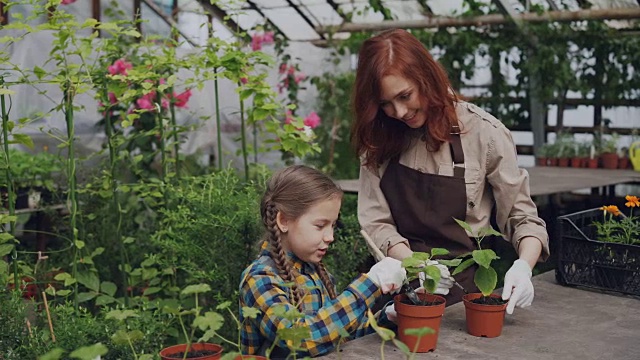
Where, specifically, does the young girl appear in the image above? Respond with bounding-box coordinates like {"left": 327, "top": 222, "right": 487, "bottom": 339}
{"left": 239, "top": 165, "right": 406, "bottom": 358}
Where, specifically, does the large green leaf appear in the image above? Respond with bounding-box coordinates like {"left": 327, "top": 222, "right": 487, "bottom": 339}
{"left": 69, "top": 343, "right": 108, "bottom": 360}
{"left": 472, "top": 249, "right": 498, "bottom": 269}
{"left": 181, "top": 283, "right": 211, "bottom": 296}
{"left": 474, "top": 266, "right": 497, "bottom": 296}
{"left": 75, "top": 271, "right": 100, "bottom": 292}
{"left": 452, "top": 258, "right": 475, "bottom": 276}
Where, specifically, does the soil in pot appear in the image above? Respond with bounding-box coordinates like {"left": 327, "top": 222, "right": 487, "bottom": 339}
{"left": 159, "top": 343, "right": 223, "bottom": 360}
{"left": 394, "top": 293, "right": 446, "bottom": 353}
{"left": 462, "top": 293, "right": 508, "bottom": 338}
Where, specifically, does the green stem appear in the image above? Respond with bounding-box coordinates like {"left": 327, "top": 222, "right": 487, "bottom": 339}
{"left": 63, "top": 81, "right": 79, "bottom": 311}
{"left": 0, "top": 77, "right": 18, "bottom": 293}
{"left": 239, "top": 90, "right": 248, "bottom": 182}
{"left": 214, "top": 69, "right": 222, "bottom": 170}
{"left": 126, "top": 336, "right": 139, "bottom": 359}
{"left": 102, "top": 85, "right": 128, "bottom": 306}
{"left": 177, "top": 316, "right": 190, "bottom": 360}
{"left": 253, "top": 122, "right": 258, "bottom": 164}
{"left": 156, "top": 90, "right": 167, "bottom": 183}
{"left": 169, "top": 86, "right": 180, "bottom": 178}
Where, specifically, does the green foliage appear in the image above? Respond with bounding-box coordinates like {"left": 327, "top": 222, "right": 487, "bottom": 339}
{"left": 452, "top": 218, "right": 503, "bottom": 296}
{"left": 308, "top": 72, "right": 360, "bottom": 179}
{"left": 401, "top": 248, "right": 461, "bottom": 295}
{"left": 0, "top": 148, "right": 62, "bottom": 191}
{"left": 151, "top": 169, "right": 263, "bottom": 289}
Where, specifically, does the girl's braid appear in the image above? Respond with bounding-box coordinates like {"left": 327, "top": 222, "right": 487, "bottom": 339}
{"left": 264, "top": 201, "right": 303, "bottom": 304}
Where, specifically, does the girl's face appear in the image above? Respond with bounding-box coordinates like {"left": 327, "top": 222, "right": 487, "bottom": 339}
{"left": 379, "top": 74, "right": 426, "bottom": 129}
{"left": 279, "top": 196, "right": 341, "bottom": 264}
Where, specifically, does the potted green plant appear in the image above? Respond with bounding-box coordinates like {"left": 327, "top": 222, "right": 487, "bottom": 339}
{"left": 452, "top": 219, "right": 508, "bottom": 338}
{"left": 159, "top": 284, "right": 224, "bottom": 360}
{"left": 0, "top": 148, "right": 62, "bottom": 209}
{"left": 599, "top": 133, "right": 619, "bottom": 169}
{"left": 395, "top": 248, "right": 459, "bottom": 352}
{"left": 535, "top": 143, "right": 552, "bottom": 167}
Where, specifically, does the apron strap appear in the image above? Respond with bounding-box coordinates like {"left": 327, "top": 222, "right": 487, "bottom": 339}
{"left": 450, "top": 125, "right": 465, "bottom": 178}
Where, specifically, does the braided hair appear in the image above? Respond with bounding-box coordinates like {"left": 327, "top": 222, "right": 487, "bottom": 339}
{"left": 260, "top": 166, "right": 342, "bottom": 304}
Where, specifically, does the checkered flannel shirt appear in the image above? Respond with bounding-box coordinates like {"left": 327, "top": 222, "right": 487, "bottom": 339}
{"left": 239, "top": 248, "right": 381, "bottom": 357}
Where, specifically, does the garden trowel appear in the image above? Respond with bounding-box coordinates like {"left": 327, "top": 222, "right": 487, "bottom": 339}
{"left": 360, "top": 230, "right": 422, "bottom": 305}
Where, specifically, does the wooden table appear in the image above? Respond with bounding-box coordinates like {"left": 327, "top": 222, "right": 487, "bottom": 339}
{"left": 319, "top": 271, "right": 640, "bottom": 360}
{"left": 335, "top": 167, "right": 640, "bottom": 196}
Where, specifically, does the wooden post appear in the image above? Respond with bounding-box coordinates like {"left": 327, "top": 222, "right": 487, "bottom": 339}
{"left": 0, "top": 2, "right": 7, "bottom": 25}
{"left": 92, "top": 0, "right": 101, "bottom": 37}
{"left": 134, "top": 0, "right": 142, "bottom": 35}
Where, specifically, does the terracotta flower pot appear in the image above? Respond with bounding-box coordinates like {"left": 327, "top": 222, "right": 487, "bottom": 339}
{"left": 394, "top": 293, "right": 446, "bottom": 353}
{"left": 558, "top": 158, "right": 570, "bottom": 167}
{"left": 536, "top": 157, "right": 547, "bottom": 166}
{"left": 462, "top": 293, "right": 507, "bottom": 338}
{"left": 235, "top": 356, "right": 268, "bottom": 360}
{"left": 570, "top": 157, "right": 583, "bottom": 168}
{"left": 600, "top": 152, "right": 619, "bottom": 169}
{"left": 548, "top": 158, "right": 558, "bottom": 166}
{"left": 618, "top": 157, "right": 630, "bottom": 170}
{"left": 586, "top": 158, "right": 599, "bottom": 169}
{"left": 159, "top": 343, "right": 223, "bottom": 360}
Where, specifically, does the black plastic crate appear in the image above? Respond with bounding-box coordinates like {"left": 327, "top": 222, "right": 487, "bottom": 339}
{"left": 556, "top": 208, "right": 640, "bottom": 296}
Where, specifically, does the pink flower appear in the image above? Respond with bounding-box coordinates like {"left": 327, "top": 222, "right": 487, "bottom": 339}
{"left": 303, "top": 112, "right": 321, "bottom": 129}
{"left": 294, "top": 73, "right": 306, "bottom": 84}
{"left": 108, "top": 58, "right": 132, "bottom": 76}
{"left": 173, "top": 89, "right": 192, "bottom": 108}
{"left": 287, "top": 65, "right": 296, "bottom": 75}
{"left": 240, "top": 77, "right": 248, "bottom": 84}
{"left": 263, "top": 31, "right": 274, "bottom": 44}
{"left": 251, "top": 34, "right": 263, "bottom": 51}
{"left": 279, "top": 63, "right": 287, "bottom": 74}
{"left": 161, "top": 98, "right": 169, "bottom": 109}
{"left": 108, "top": 92, "right": 118, "bottom": 105}
{"left": 136, "top": 97, "right": 154, "bottom": 111}
{"left": 61, "top": 0, "right": 76, "bottom": 4}
{"left": 284, "top": 110, "right": 294, "bottom": 125}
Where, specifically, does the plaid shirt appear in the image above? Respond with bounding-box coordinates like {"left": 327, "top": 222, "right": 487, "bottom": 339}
{"left": 239, "top": 248, "right": 381, "bottom": 357}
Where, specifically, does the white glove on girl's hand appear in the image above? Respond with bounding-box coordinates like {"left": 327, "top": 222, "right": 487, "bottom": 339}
{"left": 502, "top": 259, "right": 534, "bottom": 314}
{"left": 367, "top": 257, "right": 407, "bottom": 294}
{"left": 384, "top": 288, "right": 425, "bottom": 323}
{"left": 418, "top": 260, "right": 454, "bottom": 295}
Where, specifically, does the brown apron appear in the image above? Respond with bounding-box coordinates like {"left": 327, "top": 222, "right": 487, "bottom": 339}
{"left": 379, "top": 130, "right": 478, "bottom": 305}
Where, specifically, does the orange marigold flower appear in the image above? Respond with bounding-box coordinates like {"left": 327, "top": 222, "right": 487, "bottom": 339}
{"left": 625, "top": 195, "right": 640, "bottom": 208}
{"left": 600, "top": 205, "right": 621, "bottom": 216}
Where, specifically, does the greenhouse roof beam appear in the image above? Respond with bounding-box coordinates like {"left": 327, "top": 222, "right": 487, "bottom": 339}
{"left": 285, "top": 0, "right": 326, "bottom": 40}
{"left": 140, "top": 0, "right": 198, "bottom": 47}
{"left": 492, "top": 0, "right": 524, "bottom": 28}
{"left": 196, "top": 0, "right": 243, "bottom": 35}
{"left": 245, "top": 0, "right": 287, "bottom": 39}
{"left": 315, "top": 7, "right": 640, "bottom": 34}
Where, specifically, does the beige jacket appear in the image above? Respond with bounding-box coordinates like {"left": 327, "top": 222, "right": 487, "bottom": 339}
{"left": 358, "top": 101, "right": 550, "bottom": 261}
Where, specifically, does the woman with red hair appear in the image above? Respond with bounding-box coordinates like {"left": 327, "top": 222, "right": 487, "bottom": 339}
{"left": 352, "top": 29, "right": 549, "bottom": 315}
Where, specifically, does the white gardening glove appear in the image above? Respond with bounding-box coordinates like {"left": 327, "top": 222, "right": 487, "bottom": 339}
{"left": 501, "top": 259, "right": 534, "bottom": 315}
{"left": 384, "top": 288, "right": 425, "bottom": 322}
{"left": 384, "top": 303, "right": 397, "bottom": 323}
{"left": 367, "top": 257, "right": 407, "bottom": 294}
{"left": 418, "top": 260, "right": 454, "bottom": 295}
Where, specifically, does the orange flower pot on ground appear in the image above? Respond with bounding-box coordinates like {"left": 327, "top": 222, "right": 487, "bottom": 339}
{"left": 159, "top": 343, "right": 223, "bottom": 360}
{"left": 394, "top": 293, "right": 446, "bottom": 353}
{"left": 235, "top": 356, "right": 268, "bottom": 360}
{"left": 462, "top": 293, "right": 508, "bottom": 338}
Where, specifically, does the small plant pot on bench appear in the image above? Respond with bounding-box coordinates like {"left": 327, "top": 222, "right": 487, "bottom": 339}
{"left": 159, "top": 343, "right": 223, "bottom": 360}
{"left": 462, "top": 293, "right": 508, "bottom": 338}
{"left": 394, "top": 292, "right": 445, "bottom": 352}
